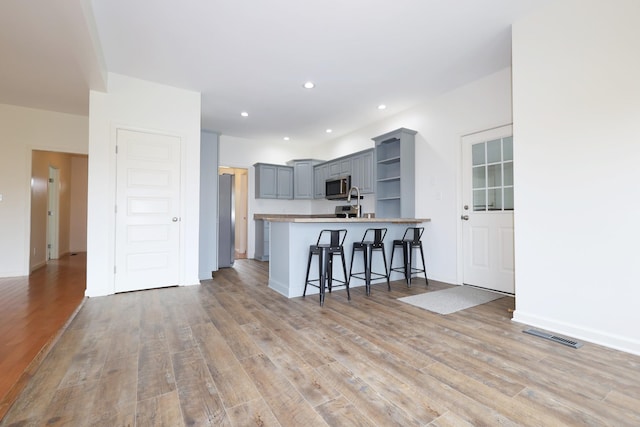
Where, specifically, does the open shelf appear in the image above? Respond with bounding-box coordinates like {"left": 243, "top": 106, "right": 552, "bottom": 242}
{"left": 375, "top": 139, "right": 400, "bottom": 161}
{"left": 373, "top": 128, "right": 417, "bottom": 219}
{"left": 376, "top": 176, "right": 400, "bottom": 182}
{"left": 377, "top": 156, "right": 401, "bottom": 165}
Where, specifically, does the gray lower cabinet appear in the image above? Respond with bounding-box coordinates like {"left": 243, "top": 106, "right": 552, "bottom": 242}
{"left": 255, "top": 220, "right": 269, "bottom": 261}
{"left": 254, "top": 163, "right": 293, "bottom": 199}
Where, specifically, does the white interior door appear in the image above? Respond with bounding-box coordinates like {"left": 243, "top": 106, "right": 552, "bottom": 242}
{"left": 115, "top": 129, "right": 182, "bottom": 293}
{"left": 461, "top": 125, "right": 514, "bottom": 293}
{"left": 47, "top": 166, "right": 60, "bottom": 260}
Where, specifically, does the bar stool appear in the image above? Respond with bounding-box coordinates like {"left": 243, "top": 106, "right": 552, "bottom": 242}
{"left": 304, "top": 229, "right": 350, "bottom": 306}
{"left": 389, "top": 227, "right": 428, "bottom": 287}
{"left": 349, "top": 228, "right": 390, "bottom": 296}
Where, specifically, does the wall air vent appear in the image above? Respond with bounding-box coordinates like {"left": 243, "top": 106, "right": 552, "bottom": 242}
{"left": 523, "top": 329, "right": 583, "bottom": 349}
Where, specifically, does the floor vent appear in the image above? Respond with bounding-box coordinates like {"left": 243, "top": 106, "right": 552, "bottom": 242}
{"left": 523, "top": 329, "right": 583, "bottom": 349}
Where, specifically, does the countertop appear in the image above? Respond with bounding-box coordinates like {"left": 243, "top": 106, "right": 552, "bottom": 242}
{"left": 254, "top": 214, "right": 429, "bottom": 224}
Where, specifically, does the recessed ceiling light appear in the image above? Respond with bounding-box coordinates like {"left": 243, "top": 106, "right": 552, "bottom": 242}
{"left": 283, "top": 136, "right": 290, "bottom": 141}
{"left": 303, "top": 81, "right": 315, "bottom": 89}
{"left": 377, "top": 104, "right": 387, "bottom": 110}
{"left": 241, "top": 111, "right": 249, "bottom": 117}
{"left": 326, "top": 129, "right": 332, "bottom": 133}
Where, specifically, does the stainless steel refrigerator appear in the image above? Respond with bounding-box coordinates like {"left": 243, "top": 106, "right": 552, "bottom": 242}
{"left": 218, "top": 174, "right": 235, "bottom": 268}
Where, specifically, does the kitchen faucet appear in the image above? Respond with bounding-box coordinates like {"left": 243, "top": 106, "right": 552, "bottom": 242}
{"left": 347, "top": 186, "right": 361, "bottom": 217}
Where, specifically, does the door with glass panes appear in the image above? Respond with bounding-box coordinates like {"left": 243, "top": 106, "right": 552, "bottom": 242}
{"left": 461, "top": 125, "right": 514, "bottom": 293}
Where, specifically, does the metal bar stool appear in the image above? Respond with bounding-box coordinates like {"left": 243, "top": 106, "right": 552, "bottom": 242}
{"left": 349, "top": 228, "right": 390, "bottom": 296}
{"left": 389, "top": 227, "right": 428, "bottom": 287}
{"left": 304, "top": 229, "right": 350, "bottom": 306}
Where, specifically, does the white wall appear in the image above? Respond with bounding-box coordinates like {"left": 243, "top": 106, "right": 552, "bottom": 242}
{"left": 319, "top": 69, "right": 513, "bottom": 284}
{"left": 0, "top": 104, "right": 88, "bottom": 278}
{"left": 512, "top": 0, "right": 640, "bottom": 355}
{"left": 87, "top": 73, "right": 201, "bottom": 297}
{"left": 69, "top": 155, "right": 88, "bottom": 253}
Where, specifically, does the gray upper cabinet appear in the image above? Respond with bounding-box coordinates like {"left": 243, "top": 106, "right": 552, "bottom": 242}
{"left": 254, "top": 163, "right": 293, "bottom": 199}
{"left": 313, "top": 163, "right": 329, "bottom": 199}
{"left": 327, "top": 157, "right": 351, "bottom": 178}
{"left": 350, "top": 149, "right": 375, "bottom": 194}
{"left": 373, "top": 128, "right": 417, "bottom": 218}
{"left": 327, "top": 161, "right": 341, "bottom": 178}
{"left": 256, "top": 150, "right": 375, "bottom": 201}
{"left": 289, "top": 159, "right": 323, "bottom": 199}
{"left": 314, "top": 149, "right": 375, "bottom": 198}
{"left": 277, "top": 166, "right": 294, "bottom": 199}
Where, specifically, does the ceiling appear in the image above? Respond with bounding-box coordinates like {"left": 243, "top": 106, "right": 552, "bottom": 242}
{"left": 0, "top": 0, "right": 548, "bottom": 146}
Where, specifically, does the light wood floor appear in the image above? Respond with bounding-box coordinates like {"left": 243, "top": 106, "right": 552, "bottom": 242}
{"left": 0, "top": 253, "right": 86, "bottom": 420}
{"left": 2, "top": 259, "right": 640, "bottom": 426}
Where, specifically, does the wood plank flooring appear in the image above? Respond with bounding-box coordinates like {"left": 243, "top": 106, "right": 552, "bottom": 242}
{"left": 0, "top": 253, "right": 86, "bottom": 420}
{"left": 2, "top": 258, "right": 640, "bottom": 426}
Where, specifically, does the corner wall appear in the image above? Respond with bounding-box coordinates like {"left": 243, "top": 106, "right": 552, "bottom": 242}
{"left": 0, "top": 104, "right": 88, "bottom": 278}
{"left": 512, "top": 0, "right": 640, "bottom": 354}
{"left": 69, "top": 155, "right": 88, "bottom": 253}
{"left": 199, "top": 131, "right": 219, "bottom": 279}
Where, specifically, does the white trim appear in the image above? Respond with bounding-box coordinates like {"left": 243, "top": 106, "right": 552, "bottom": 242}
{"left": 513, "top": 311, "right": 640, "bottom": 357}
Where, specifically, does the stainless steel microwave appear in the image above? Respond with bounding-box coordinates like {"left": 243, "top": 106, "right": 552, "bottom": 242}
{"left": 325, "top": 175, "right": 351, "bottom": 200}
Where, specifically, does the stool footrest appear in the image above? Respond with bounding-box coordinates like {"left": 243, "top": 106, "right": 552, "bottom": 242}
{"left": 305, "top": 278, "right": 348, "bottom": 288}
{"left": 390, "top": 267, "right": 426, "bottom": 274}
{"left": 350, "top": 271, "right": 389, "bottom": 281}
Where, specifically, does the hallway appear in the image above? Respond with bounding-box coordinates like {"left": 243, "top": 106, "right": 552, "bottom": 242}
{"left": 0, "top": 253, "right": 86, "bottom": 419}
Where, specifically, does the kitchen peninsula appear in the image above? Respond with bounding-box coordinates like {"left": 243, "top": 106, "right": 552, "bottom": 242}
{"left": 255, "top": 214, "right": 430, "bottom": 298}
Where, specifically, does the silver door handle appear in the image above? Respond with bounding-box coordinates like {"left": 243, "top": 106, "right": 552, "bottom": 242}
{"left": 172, "top": 217, "right": 179, "bottom": 222}
{"left": 461, "top": 215, "right": 469, "bottom": 221}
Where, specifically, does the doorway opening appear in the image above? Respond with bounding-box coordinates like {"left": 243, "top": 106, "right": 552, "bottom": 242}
{"left": 30, "top": 150, "right": 88, "bottom": 272}
{"left": 218, "top": 167, "right": 248, "bottom": 263}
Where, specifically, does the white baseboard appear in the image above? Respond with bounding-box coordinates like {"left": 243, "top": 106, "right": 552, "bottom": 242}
{"left": 29, "top": 261, "right": 47, "bottom": 273}
{"left": 0, "top": 270, "right": 28, "bottom": 278}
{"left": 512, "top": 310, "right": 640, "bottom": 356}
{"left": 269, "top": 278, "right": 295, "bottom": 298}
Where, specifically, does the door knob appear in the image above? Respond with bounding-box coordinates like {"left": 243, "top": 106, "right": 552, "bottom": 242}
{"left": 172, "top": 217, "right": 179, "bottom": 222}
{"left": 461, "top": 215, "right": 469, "bottom": 221}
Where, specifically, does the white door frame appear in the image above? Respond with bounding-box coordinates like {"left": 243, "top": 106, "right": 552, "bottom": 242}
{"left": 457, "top": 124, "right": 514, "bottom": 292}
